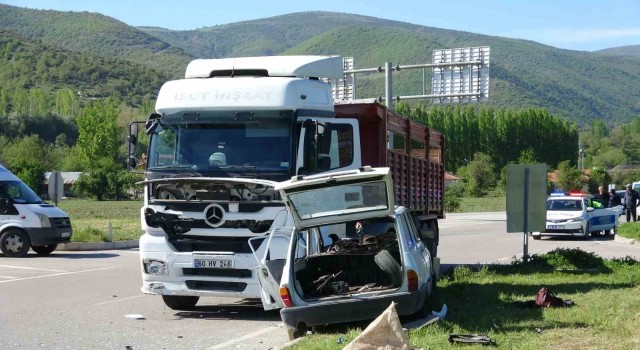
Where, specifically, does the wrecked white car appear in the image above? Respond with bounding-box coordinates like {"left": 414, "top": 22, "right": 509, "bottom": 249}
{"left": 251, "top": 167, "right": 437, "bottom": 340}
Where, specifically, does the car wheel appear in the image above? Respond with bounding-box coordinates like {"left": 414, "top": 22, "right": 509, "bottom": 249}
{"left": 161, "top": 295, "right": 199, "bottom": 310}
{"left": 0, "top": 229, "right": 31, "bottom": 257}
{"left": 582, "top": 224, "right": 590, "bottom": 240}
{"left": 31, "top": 244, "right": 58, "bottom": 256}
{"left": 532, "top": 234, "right": 541, "bottom": 240}
{"left": 374, "top": 249, "right": 402, "bottom": 286}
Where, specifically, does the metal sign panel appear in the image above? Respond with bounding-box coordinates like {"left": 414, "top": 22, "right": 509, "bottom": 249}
{"left": 506, "top": 164, "right": 548, "bottom": 233}
{"left": 48, "top": 171, "right": 64, "bottom": 205}
{"left": 327, "top": 57, "right": 355, "bottom": 101}
{"left": 431, "top": 46, "right": 490, "bottom": 103}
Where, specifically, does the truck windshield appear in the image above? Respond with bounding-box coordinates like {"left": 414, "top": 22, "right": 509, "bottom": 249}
{"left": 147, "top": 110, "right": 294, "bottom": 173}
{"left": 0, "top": 181, "right": 45, "bottom": 204}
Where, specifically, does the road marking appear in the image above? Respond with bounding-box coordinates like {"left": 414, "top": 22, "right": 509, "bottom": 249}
{"left": 94, "top": 294, "right": 147, "bottom": 306}
{"left": 0, "top": 264, "right": 67, "bottom": 273}
{"left": 0, "top": 267, "right": 116, "bottom": 284}
{"left": 206, "top": 325, "right": 281, "bottom": 350}
{"left": 0, "top": 275, "right": 18, "bottom": 279}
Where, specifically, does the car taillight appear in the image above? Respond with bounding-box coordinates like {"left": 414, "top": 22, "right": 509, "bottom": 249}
{"left": 407, "top": 270, "right": 419, "bottom": 291}
{"left": 280, "top": 286, "right": 293, "bottom": 307}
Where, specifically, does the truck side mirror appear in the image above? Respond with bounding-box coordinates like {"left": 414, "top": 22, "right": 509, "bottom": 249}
{"left": 128, "top": 134, "right": 137, "bottom": 146}
{"left": 128, "top": 156, "right": 138, "bottom": 169}
{"left": 420, "top": 228, "right": 436, "bottom": 239}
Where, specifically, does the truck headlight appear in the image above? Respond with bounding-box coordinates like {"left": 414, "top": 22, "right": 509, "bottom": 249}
{"left": 143, "top": 259, "right": 168, "bottom": 276}
{"left": 37, "top": 213, "right": 51, "bottom": 228}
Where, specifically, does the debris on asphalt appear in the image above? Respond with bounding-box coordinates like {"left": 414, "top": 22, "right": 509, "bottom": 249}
{"left": 343, "top": 302, "right": 409, "bottom": 350}
{"left": 124, "top": 314, "right": 146, "bottom": 320}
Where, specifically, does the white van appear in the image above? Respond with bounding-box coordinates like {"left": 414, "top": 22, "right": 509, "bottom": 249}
{"left": 0, "top": 166, "right": 72, "bottom": 257}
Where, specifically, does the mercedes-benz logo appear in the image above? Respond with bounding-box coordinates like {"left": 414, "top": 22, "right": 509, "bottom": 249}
{"left": 203, "top": 203, "right": 225, "bottom": 228}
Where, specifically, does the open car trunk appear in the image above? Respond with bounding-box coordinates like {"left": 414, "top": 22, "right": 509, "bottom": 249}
{"left": 294, "top": 228, "right": 403, "bottom": 299}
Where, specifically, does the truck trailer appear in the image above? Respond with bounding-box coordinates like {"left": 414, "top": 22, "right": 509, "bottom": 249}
{"left": 128, "top": 55, "right": 444, "bottom": 310}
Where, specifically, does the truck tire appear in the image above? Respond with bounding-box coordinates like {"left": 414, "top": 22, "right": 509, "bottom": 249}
{"left": 31, "top": 244, "right": 58, "bottom": 256}
{"left": 0, "top": 229, "right": 31, "bottom": 257}
{"left": 374, "top": 249, "right": 402, "bottom": 286}
{"left": 426, "top": 221, "right": 438, "bottom": 259}
{"left": 162, "top": 295, "right": 199, "bottom": 310}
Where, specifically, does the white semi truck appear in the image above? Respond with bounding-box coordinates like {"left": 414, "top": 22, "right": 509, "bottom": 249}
{"left": 128, "top": 55, "right": 445, "bottom": 310}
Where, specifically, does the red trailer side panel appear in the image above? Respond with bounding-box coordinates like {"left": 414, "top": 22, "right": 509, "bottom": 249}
{"left": 334, "top": 101, "right": 444, "bottom": 218}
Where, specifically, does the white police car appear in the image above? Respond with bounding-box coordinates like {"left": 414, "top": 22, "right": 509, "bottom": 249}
{"left": 532, "top": 193, "right": 623, "bottom": 240}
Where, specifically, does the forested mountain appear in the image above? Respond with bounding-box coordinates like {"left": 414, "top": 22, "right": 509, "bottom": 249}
{"left": 1, "top": 5, "right": 639, "bottom": 124}
{"left": 597, "top": 45, "right": 640, "bottom": 57}
{"left": 0, "top": 30, "right": 169, "bottom": 108}
{"left": 0, "top": 3, "right": 190, "bottom": 77}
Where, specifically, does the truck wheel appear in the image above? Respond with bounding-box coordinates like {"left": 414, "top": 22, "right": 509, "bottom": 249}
{"left": 374, "top": 249, "right": 402, "bottom": 286}
{"left": 0, "top": 229, "right": 31, "bottom": 257}
{"left": 425, "top": 221, "right": 438, "bottom": 259}
{"left": 162, "top": 295, "right": 199, "bottom": 310}
{"left": 31, "top": 244, "right": 58, "bottom": 256}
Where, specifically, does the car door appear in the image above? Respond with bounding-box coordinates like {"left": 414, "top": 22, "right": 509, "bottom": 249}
{"left": 249, "top": 227, "right": 293, "bottom": 310}
{"left": 585, "top": 202, "right": 617, "bottom": 231}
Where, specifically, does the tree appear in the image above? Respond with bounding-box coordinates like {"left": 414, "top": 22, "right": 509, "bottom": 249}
{"left": 75, "top": 99, "right": 122, "bottom": 168}
{"left": 74, "top": 99, "right": 130, "bottom": 200}
{"left": 458, "top": 152, "right": 497, "bottom": 197}
{"left": 555, "top": 160, "right": 584, "bottom": 192}
{"left": 0, "top": 135, "right": 49, "bottom": 192}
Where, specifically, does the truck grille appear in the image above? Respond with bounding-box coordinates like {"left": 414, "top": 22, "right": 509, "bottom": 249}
{"left": 170, "top": 236, "right": 254, "bottom": 253}
{"left": 185, "top": 280, "right": 247, "bottom": 292}
{"left": 183, "top": 268, "right": 252, "bottom": 278}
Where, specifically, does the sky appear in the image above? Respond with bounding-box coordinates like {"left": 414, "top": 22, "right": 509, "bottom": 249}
{"left": 3, "top": 0, "right": 640, "bottom": 52}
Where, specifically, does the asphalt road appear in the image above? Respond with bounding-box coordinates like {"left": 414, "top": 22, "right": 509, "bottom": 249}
{"left": 0, "top": 212, "right": 637, "bottom": 349}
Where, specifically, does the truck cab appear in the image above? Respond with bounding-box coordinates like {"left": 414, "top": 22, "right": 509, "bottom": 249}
{"left": 131, "top": 56, "right": 362, "bottom": 310}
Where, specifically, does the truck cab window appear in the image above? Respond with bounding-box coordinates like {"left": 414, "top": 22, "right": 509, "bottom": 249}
{"left": 302, "top": 122, "right": 353, "bottom": 174}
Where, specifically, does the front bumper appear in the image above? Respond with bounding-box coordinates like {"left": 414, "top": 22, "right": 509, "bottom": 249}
{"left": 280, "top": 285, "right": 426, "bottom": 333}
{"left": 139, "top": 232, "right": 263, "bottom": 299}
{"left": 25, "top": 227, "right": 72, "bottom": 246}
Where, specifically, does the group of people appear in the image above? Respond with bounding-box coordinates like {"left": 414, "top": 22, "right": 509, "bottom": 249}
{"left": 593, "top": 184, "right": 640, "bottom": 222}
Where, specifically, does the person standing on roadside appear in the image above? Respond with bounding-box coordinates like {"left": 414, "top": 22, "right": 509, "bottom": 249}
{"left": 622, "top": 184, "right": 640, "bottom": 222}
{"left": 593, "top": 185, "right": 610, "bottom": 208}
{"left": 609, "top": 188, "right": 621, "bottom": 207}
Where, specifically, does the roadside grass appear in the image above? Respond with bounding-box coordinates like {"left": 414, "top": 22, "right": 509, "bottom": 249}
{"left": 617, "top": 222, "right": 640, "bottom": 241}
{"left": 288, "top": 249, "right": 640, "bottom": 350}
{"left": 56, "top": 199, "right": 142, "bottom": 242}
{"left": 455, "top": 196, "right": 506, "bottom": 213}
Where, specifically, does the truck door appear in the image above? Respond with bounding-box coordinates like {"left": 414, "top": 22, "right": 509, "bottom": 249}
{"left": 249, "top": 228, "right": 293, "bottom": 310}
{"left": 296, "top": 118, "right": 361, "bottom": 175}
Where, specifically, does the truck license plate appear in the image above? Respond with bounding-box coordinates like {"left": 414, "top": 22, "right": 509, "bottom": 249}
{"left": 194, "top": 259, "right": 233, "bottom": 269}
{"left": 548, "top": 225, "right": 564, "bottom": 230}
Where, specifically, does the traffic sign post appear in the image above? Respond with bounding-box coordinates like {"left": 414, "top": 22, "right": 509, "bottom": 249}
{"left": 48, "top": 171, "right": 64, "bottom": 206}
{"left": 506, "top": 164, "right": 547, "bottom": 261}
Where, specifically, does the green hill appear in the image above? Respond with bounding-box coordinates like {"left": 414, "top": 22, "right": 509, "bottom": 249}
{"left": 2, "top": 7, "right": 639, "bottom": 124}
{"left": 0, "top": 29, "right": 168, "bottom": 104}
{"left": 0, "top": 3, "right": 191, "bottom": 77}
{"left": 284, "top": 26, "right": 640, "bottom": 124}
{"left": 597, "top": 45, "right": 640, "bottom": 57}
